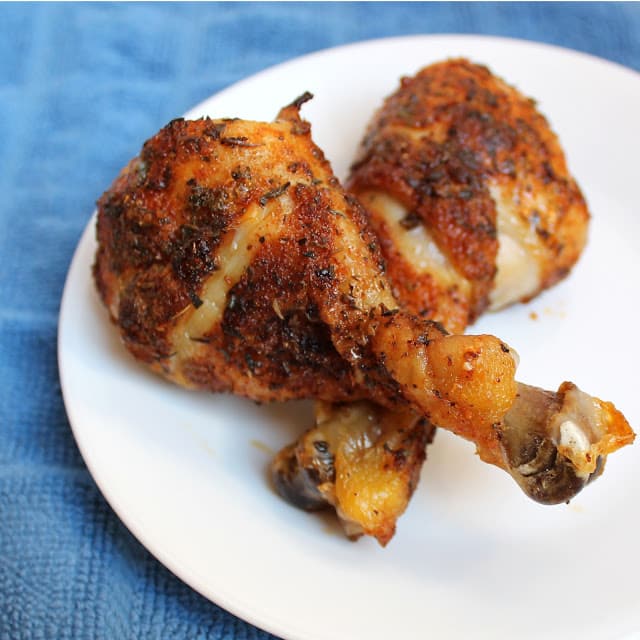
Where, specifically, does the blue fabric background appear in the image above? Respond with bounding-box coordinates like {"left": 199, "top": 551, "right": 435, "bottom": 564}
{"left": 1, "top": 3, "right": 639, "bottom": 638}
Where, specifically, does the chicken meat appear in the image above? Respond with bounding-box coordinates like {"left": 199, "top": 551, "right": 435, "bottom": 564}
{"left": 95, "top": 95, "right": 517, "bottom": 427}
{"left": 272, "top": 400, "right": 435, "bottom": 545}
{"left": 349, "top": 58, "right": 590, "bottom": 332}
{"left": 272, "top": 62, "right": 630, "bottom": 543}
{"left": 94, "top": 93, "right": 634, "bottom": 546}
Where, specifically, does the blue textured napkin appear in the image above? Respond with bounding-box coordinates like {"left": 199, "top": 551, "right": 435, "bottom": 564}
{"left": 1, "top": 3, "right": 639, "bottom": 638}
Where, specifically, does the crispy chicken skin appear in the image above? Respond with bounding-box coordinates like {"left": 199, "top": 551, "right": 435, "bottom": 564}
{"left": 272, "top": 61, "right": 630, "bottom": 543}
{"left": 348, "top": 59, "right": 590, "bottom": 332}
{"left": 94, "top": 95, "right": 518, "bottom": 429}
{"left": 94, "top": 96, "right": 515, "bottom": 543}
{"left": 95, "top": 98, "right": 365, "bottom": 403}
{"left": 94, "top": 92, "right": 633, "bottom": 546}
{"left": 272, "top": 401, "right": 435, "bottom": 545}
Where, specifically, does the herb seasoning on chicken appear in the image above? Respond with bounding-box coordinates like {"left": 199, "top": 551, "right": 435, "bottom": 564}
{"left": 94, "top": 89, "right": 634, "bottom": 546}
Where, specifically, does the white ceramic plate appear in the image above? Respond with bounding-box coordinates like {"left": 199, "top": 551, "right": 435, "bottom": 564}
{"left": 59, "top": 36, "right": 640, "bottom": 640}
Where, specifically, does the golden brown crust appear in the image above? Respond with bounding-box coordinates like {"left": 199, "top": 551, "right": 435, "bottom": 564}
{"left": 349, "top": 59, "right": 590, "bottom": 326}
{"left": 369, "top": 212, "right": 471, "bottom": 334}
{"left": 271, "top": 400, "right": 434, "bottom": 546}
{"left": 94, "top": 111, "right": 384, "bottom": 403}
{"left": 94, "top": 96, "right": 632, "bottom": 522}
{"left": 93, "top": 102, "right": 519, "bottom": 429}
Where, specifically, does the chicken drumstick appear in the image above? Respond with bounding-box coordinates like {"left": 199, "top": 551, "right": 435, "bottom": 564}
{"left": 272, "top": 61, "right": 635, "bottom": 543}
{"left": 94, "top": 94, "right": 633, "bottom": 546}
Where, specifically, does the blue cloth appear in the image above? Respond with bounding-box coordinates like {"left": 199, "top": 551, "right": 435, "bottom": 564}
{"left": 1, "top": 3, "right": 639, "bottom": 638}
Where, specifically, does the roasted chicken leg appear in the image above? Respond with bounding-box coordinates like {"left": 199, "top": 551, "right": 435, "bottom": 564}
{"left": 94, "top": 93, "right": 634, "bottom": 545}
{"left": 94, "top": 95, "right": 518, "bottom": 430}
{"left": 349, "top": 58, "right": 591, "bottom": 332}
{"left": 273, "top": 61, "right": 630, "bottom": 543}
{"left": 272, "top": 401, "right": 435, "bottom": 545}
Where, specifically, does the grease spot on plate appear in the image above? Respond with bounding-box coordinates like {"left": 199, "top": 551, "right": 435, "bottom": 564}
{"left": 250, "top": 438, "right": 275, "bottom": 455}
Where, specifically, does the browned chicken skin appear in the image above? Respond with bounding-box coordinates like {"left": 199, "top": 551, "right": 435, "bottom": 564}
{"left": 95, "top": 97, "right": 362, "bottom": 404}
{"left": 271, "top": 61, "right": 631, "bottom": 543}
{"left": 94, "top": 87, "right": 634, "bottom": 546}
{"left": 349, "top": 59, "right": 590, "bottom": 332}
{"left": 272, "top": 401, "right": 435, "bottom": 546}
{"left": 95, "top": 95, "right": 518, "bottom": 427}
